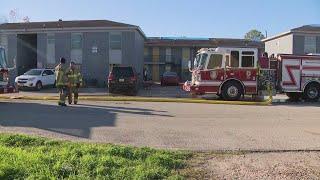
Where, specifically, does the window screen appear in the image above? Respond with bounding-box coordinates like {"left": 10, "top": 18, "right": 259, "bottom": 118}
{"left": 47, "top": 34, "right": 55, "bottom": 64}
{"left": 47, "top": 34, "right": 55, "bottom": 44}
{"left": 110, "top": 34, "right": 122, "bottom": 50}
{"left": 71, "top": 34, "right": 82, "bottom": 49}
{"left": 230, "top": 51, "right": 239, "bottom": 67}
{"left": 207, "top": 54, "right": 223, "bottom": 69}
{"left": 0, "top": 48, "right": 7, "bottom": 68}
{"left": 304, "top": 36, "right": 316, "bottom": 54}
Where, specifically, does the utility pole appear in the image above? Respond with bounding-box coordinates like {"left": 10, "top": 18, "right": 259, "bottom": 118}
{"left": 265, "top": 30, "right": 268, "bottom": 38}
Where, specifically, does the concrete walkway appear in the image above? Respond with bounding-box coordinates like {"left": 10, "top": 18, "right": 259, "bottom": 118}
{"left": 13, "top": 85, "right": 290, "bottom": 102}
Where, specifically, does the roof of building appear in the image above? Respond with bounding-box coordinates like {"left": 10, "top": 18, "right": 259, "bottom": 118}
{"left": 262, "top": 24, "right": 320, "bottom": 42}
{"left": 0, "top": 19, "right": 146, "bottom": 38}
{"left": 148, "top": 36, "right": 210, "bottom": 40}
{"left": 145, "top": 37, "right": 264, "bottom": 48}
{"left": 291, "top": 24, "right": 320, "bottom": 32}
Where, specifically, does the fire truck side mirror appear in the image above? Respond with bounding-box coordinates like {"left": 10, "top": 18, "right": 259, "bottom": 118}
{"left": 188, "top": 60, "right": 192, "bottom": 69}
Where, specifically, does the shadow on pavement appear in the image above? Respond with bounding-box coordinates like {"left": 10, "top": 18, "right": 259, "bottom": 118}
{"left": 0, "top": 101, "right": 172, "bottom": 139}
{"left": 272, "top": 101, "right": 320, "bottom": 107}
{"left": 79, "top": 104, "right": 168, "bottom": 113}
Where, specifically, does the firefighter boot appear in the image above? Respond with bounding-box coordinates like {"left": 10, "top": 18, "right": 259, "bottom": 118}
{"left": 74, "top": 91, "right": 79, "bottom": 104}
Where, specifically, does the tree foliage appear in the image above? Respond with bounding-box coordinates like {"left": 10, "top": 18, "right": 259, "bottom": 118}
{"left": 0, "top": 9, "right": 30, "bottom": 24}
{"left": 244, "top": 29, "right": 265, "bottom": 41}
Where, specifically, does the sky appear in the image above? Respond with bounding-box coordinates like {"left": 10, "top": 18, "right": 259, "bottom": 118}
{"left": 1, "top": 0, "right": 319, "bottom": 38}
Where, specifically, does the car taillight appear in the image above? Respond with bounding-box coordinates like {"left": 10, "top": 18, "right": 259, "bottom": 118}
{"left": 108, "top": 73, "right": 114, "bottom": 81}
{"left": 2, "top": 71, "right": 9, "bottom": 82}
{"left": 130, "top": 76, "right": 137, "bottom": 82}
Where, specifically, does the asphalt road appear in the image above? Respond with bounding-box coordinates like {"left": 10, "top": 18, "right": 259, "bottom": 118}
{"left": 0, "top": 100, "right": 319, "bottom": 151}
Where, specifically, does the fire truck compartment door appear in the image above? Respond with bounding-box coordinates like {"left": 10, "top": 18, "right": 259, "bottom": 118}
{"left": 281, "top": 59, "right": 301, "bottom": 91}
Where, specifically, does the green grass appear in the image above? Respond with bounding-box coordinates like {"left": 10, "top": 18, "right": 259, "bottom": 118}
{"left": 0, "top": 134, "right": 190, "bottom": 180}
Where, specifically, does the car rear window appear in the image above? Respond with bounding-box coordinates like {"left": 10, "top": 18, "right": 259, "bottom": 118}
{"left": 163, "top": 72, "right": 177, "bottom": 77}
{"left": 112, "top": 67, "right": 134, "bottom": 77}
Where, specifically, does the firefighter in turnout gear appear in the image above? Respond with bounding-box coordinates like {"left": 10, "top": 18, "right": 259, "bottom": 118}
{"left": 55, "top": 57, "right": 69, "bottom": 106}
{"left": 67, "top": 61, "right": 82, "bottom": 104}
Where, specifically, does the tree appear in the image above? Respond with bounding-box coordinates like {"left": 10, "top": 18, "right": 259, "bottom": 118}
{"left": 9, "top": 9, "right": 18, "bottom": 23}
{"left": 22, "top": 16, "right": 30, "bottom": 23}
{"left": 1, "top": 9, "right": 31, "bottom": 23}
{"left": 244, "top": 29, "right": 265, "bottom": 41}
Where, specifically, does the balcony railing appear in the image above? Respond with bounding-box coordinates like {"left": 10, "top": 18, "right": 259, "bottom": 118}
{"left": 144, "top": 55, "right": 181, "bottom": 65}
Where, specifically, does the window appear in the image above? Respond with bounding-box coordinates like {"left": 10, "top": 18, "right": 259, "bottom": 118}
{"left": 225, "top": 55, "right": 230, "bottom": 67}
{"left": 199, "top": 53, "right": 208, "bottom": 69}
{"left": 43, "top": 70, "right": 54, "bottom": 76}
{"left": 304, "top": 36, "right": 316, "bottom": 54}
{"left": 241, "top": 51, "right": 254, "bottom": 67}
{"left": 71, "top": 33, "right": 83, "bottom": 64}
{"left": 0, "top": 48, "right": 7, "bottom": 68}
{"left": 47, "top": 34, "right": 55, "bottom": 44}
{"left": 112, "top": 67, "right": 133, "bottom": 78}
{"left": 163, "top": 71, "right": 177, "bottom": 77}
{"left": 24, "top": 69, "right": 42, "bottom": 76}
{"left": 230, "top": 51, "right": 239, "bottom": 67}
{"left": 71, "top": 33, "right": 82, "bottom": 49}
{"left": 47, "top": 33, "right": 55, "bottom": 64}
{"left": 110, "top": 34, "right": 122, "bottom": 50}
{"left": 166, "top": 48, "right": 172, "bottom": 63}
{"left": 207, "top": 54, "right": 223, "bottom": 69}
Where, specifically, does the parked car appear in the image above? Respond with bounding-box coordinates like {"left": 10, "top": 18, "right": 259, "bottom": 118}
{"left": 160, "top": 72, "right": 180, "bottom": 86}
{"left": 15, "top": 68, "right": 55, "bottom": 90}
{"left": 108, "top": 66, "right": 139, "bottom": 95}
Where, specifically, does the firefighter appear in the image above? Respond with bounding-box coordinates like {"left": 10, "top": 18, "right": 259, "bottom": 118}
{"left": 55, "top": 57, "right": 69, "bottom": 106}
{"left": 67, "top": 61, "right": 82, "bottom": 104}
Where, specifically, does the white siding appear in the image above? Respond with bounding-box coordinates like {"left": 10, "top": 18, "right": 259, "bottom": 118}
{"left": 264, "top": 34, "right": 293, "bottom": 55}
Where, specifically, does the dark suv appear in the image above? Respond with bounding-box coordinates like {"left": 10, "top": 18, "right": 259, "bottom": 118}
{"left": 108, "top": 66, "right": 139, "bottom": 95}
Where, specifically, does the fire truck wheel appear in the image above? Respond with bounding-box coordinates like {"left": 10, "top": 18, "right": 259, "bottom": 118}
{"left": 221, "top": 81, "right": 243, "bottom": 101}
{"left": 303, "top": 83, "right": 320, "bottom": 102}
{"left": 286, "top": 92, "right": 302, "bottom": 101}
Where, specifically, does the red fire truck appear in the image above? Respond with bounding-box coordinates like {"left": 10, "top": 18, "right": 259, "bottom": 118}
{"left": 0, "top": 47, "right": 17, "bottom": 94}
{"left": 183, "top": 47, "right": 320, "bottom": 102}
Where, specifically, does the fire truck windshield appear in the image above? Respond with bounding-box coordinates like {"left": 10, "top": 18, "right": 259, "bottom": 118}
{"left": 0, "top": 48, "right": 7, "bottom": 68}
{"left": 195, "top": 53, "right": 208, "bottom": 69}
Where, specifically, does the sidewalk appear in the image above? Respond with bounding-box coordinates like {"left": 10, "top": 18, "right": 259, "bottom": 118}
{"left": 14, "top": 85, "right": 192, "bottom": 98}
{"left": 1, "top": 84, "right": 292, "bottom": 103}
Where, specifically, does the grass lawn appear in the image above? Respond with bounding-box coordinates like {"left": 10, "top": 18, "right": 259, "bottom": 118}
{"left": 0, "top": 134, "right": 190, "bottom": 179}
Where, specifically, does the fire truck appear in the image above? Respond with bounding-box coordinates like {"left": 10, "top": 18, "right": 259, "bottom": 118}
{"left": 0, "top": 46, "right": 17, "bottom": 94}
{"left": 183, "top": 47, "right": 320, "bottom": 102}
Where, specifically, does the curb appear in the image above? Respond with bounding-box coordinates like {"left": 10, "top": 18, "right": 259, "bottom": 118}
{"left": 0, "top": 95, "right": 273, "bottom": 106}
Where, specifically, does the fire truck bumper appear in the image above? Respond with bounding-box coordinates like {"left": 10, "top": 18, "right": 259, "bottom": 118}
{"left": 0, "top": 86, "right": 18, "bottom": 94}
{"left": 183, "top": 81, "right": 205, "bottom": 95}
{"left": 182, "top": 81, "right": 192, "bottom": 92}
